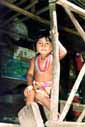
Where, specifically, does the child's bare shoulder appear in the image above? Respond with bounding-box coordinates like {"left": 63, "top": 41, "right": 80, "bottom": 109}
{"left": 29, "top": 57, "right": 35, "bottom": 65}
{"left": 28, "top": 57, "right": 35, "bottom": 73}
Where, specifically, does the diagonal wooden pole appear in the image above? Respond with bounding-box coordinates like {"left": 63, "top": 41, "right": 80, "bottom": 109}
{"left": 56, "top": 0, "right": 85, "bottom": 42}
{"left": 63, "top": 6, "right": 85, "bottom": 42}
{"left": 57, "top": 0, "right": 85, "bottom": 17}
{"left": 59, "top": 63, "right": 85, "bottom": 121}
{"left": 1, "top": 0, "right": 38, "bottom": 27}
{"left": 77, "top": 108, "right": 85, "bottom": 122}
{"left": 0, "top": 0, "right": 50, "bottom": 25}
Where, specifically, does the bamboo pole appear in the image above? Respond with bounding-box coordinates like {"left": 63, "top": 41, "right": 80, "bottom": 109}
{"left": 22, "top": 6, "right": 49, "bottom": 22}
{"left": 57, "top": 0, "right": 85, "bottom": 17}
{"left": 48, "top": 0, "right": 60, "bottom": 121}
{"left": 46, "top": 121, "right": 85, "bottom": 127}
{"left": 1, "top": 0, "right": 38, "bottom": 26}
{"left": 0, "top": 123, "right": 19, "bottom": 127}
{"left": 60, "top": 100, "right": 85, "bottom": 112}
{"left": 0, "top": 0, "right": 50, "bottom": 25}
{"left": 63, "top": 27, "right": 81, "bottom": 37}
{"left": 63, "top": 6, "right": 85, "bottom": 42}
{"left": 36, "top": 6, "right": 49, "bottom": 15}
{"left": 14, "top": 0, "right": 27, "bottom": 6}
{"left": 59, "top": 63, "right": 85, "bottom": 121}
{"left": 77, "top": 108, "right": 85, "bottom": 122}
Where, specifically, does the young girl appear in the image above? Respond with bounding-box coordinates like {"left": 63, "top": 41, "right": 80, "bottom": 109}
{"left": 24, "top": 35, "right": 67, "bottom": 110}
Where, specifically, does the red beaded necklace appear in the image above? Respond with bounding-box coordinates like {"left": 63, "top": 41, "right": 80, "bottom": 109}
{"left": 37, "top": 54, "right": 52, "bottom": 72}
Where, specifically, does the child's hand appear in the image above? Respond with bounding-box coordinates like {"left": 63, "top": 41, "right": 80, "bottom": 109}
{"left": 24, "top": 86, "right": 35, "bottom": 105}
{"left": 24, "top": 85, "right": 33, "bottom": 96}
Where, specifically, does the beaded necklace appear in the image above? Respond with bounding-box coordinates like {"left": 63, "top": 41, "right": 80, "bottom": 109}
{"left": 35, "top": 54, "right": 53, "bottom": 72}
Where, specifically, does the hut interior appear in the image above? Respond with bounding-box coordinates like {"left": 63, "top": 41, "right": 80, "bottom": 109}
{"left": 0, "top": 0, "right": 85, "bottom": 124}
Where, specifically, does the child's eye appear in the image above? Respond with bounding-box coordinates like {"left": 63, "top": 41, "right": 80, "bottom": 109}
{"left": 46, "top": 42, "right": 49, "bottom": 45}
{"left": 38, "top": 41, "right": 42, "bottom": 44}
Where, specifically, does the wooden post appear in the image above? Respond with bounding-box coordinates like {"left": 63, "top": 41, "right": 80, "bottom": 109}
{"left": 59, "top": 63, "right": 85, "bottom": 121}
{"left": 63, "top": 7, "right": 85, "bottom": 42}
{"left": 57, "top": 0, "right": 85, "bottom": 17}
{"left": 48, "top": 0, "right": 60, "bottom": 122}
{"left": 77, "top": 108, "right": 85, "bottom": 122}
{"left": 56, "top": 0, "right": 85, "bottom": 42}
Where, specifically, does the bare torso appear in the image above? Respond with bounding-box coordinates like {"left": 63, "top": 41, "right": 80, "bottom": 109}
{"left": 35, "top": 64, "right": 53, "bottom": 82}
{"left": 34, "top": 55, "right": 53, "bottom": 82}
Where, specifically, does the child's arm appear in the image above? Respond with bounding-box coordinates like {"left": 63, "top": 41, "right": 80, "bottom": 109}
{"left": 27, "top": 58, "right": 35, "bottom": 86}
{"left": 59, "top": 41, "right": 67, "bottom": 60}
{"left": 24, "top": 58, "right": 35, "bottom": 103}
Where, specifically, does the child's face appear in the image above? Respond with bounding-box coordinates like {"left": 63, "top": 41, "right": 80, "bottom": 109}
{"left": 36, "top": 37, "right": 53, "bottom": 56}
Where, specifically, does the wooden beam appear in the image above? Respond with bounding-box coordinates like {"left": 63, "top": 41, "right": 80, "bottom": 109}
{"left": 46, "top": 121, "right": 85, "bottom": 127}
{"left": 60, "top": 100, "right": 85, "bottom": 113}
{"left": 19, "top": 3, "right": 49, "bottom": 22}
{"left": 30, "top": 0, "right": 36, "bottom": 13}
{"left": 59, "top": 63, "right": 85, "bottom": 121}
{"left": 57, "top": 0, "right": 85, "bottom": 17}
{"left": 57, "top": 0, "right": 85, "bottom": 41}
{"left": 0, "top": 123, "right": 19, "bottom": 127}
{"left": 36, "top": 6, "right": 49, "bottom": 15}
{"left": 63, "top": 27, "right": 81, "bottom": 37}
{"left": 15, "top": 0, "right": 27, "bottom": 6}
{"left": 0, "top": 0, "right": 50, "bottom": 25}
{"left": 22, "top": 6, "right": 49, "bottom": 22}
{"left": 25, "top": 0, "right": 38, "bottom": 10}
{"left": 77, "top": 108, "right": 85, "bottom": 122}
{"left": 2, "top": 0, "right": 38, "bottom": 26}
{"left": 64, "top": 6, "right": 85, "bottom": 42}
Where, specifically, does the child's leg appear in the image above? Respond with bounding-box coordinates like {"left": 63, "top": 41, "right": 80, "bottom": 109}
{"left": 24, "top": 87, "right": 35, "bottom": 105}
{"left": 35, "top": 92, "right": 60, "bottom": 120}
{"left": 35, "top": 92, "right": 50, "bottom": 110}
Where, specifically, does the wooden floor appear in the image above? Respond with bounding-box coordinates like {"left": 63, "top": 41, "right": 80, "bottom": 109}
{"left": 0, "top": 123, "right": 19, "bottom": 127}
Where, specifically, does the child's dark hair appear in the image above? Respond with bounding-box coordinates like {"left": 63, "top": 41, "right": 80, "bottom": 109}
{"left": 36, "top": 29, "right": 52, "bottom": 43}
